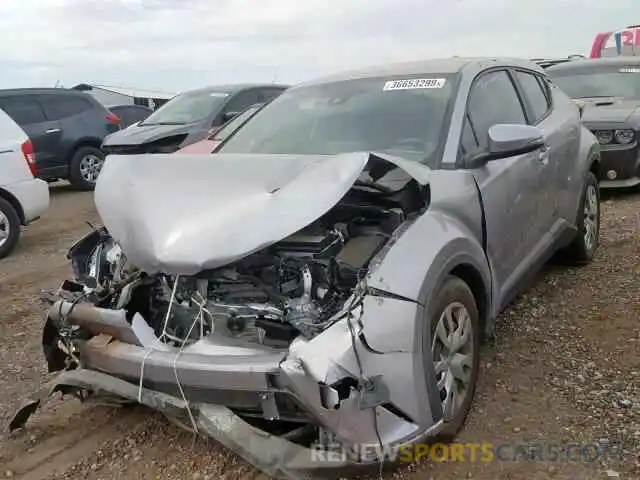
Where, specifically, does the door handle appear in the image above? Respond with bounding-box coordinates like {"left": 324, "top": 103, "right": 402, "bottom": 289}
{"left": 45, "top": 128, "right": 60, "bottom": 134}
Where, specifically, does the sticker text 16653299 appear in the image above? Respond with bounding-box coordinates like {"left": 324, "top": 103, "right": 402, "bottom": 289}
{"left": 383, "top": 78, "right": 446, "bottom": 91}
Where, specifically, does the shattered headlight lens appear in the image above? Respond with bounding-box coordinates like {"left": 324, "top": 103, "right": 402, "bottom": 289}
{"left": 595, "top": 130, "right": 613, "bottom": 144}
{"left": 614, "top": 129, "right": 635, "bottom": 144}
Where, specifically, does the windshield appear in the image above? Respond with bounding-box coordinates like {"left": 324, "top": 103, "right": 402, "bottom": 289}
{"left": 550, "top": 68, "right": 640, "bottom": 99}
{"left": 141, "top": 90, "right": 229, "bottom": 125}
{"left": 217, "top": 75, "right": 456, "bottom": 165}
{"left": 211, "top": 104, "right": 263, "bottom": 141}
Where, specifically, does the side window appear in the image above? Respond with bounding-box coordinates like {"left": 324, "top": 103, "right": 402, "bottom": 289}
{"left": 224, "top": 90, "right": 260, "bottom": 116}
{"left": 0, "top": 98, "right": 46, "bottom": 126}
{"left": 131, "top": 107, "right": 151, "bottom": 123}
{"left": 466, "top": 70, "right": 527, "bottom": 151}
{"left": 258, "top": 88, "right": 284, "bottom": 102}
{"left": 40, "top": 95, "right": 92, "bottom": 121}
{"left": 514, "top": 70, "right": 551, "bottom": 124}
{"left": 112, "top": 107, "right": 132, "bottom": 127}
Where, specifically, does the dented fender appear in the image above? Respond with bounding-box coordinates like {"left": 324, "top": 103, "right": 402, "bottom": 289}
{"left": 365, "top": 209, "right": 492, "bottom": 341}
{"left": 280, "top": 312, "right": 443, "bottom": 448}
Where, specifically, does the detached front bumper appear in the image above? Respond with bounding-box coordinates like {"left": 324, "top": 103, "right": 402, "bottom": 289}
{"left": 42, "top": 301, "right": 290, "bottom": 412}
{"left": 12, "top": 298, "right": 441, "bottom": 479}
{"left": 10, "top": 368, "right": 357, "bottom": 480}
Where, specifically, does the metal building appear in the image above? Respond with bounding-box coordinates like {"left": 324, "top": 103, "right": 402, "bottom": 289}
{"left": 70, "top": 83, "right": 175, "bottom": 110}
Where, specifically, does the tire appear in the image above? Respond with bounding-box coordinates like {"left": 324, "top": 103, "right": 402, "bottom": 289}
{"left": 427, "top": 275, "right": 481, "bottom": 441}
{"left": 68, "top": 146, "right": 105, "bottom": 191}
{"left": 0, "top": 197, "right": 21, "bottom": 259}
{"left": 563, "top": 171, "right": 600, "bottom": 264}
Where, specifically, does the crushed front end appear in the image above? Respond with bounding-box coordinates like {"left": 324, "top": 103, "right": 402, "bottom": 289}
{"left": 12, "top": 221, "right": 433, "bottom": 478}
{"left": 10, "top": 152, "right": 444, "bottom": 479}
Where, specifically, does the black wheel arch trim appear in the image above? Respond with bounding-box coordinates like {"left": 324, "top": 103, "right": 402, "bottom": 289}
{"left": 0, "top": 187, "right": 25, "bottom": 224}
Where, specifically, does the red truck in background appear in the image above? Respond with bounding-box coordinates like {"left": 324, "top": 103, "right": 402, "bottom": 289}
{"left": 591, "top": 25, "right": 640, "bottom": 58}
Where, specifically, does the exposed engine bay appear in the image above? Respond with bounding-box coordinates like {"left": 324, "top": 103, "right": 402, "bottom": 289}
{"left": 12, "top": 152, "right": 439, "bottom": 480}
{"left": 60, "top": 177, "right": 423, "bottom": 355}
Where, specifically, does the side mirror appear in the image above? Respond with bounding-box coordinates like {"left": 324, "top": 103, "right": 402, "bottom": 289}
{"left": 222, "top": 111, "right": 239, "bottom": 123}
{"left": 467, "top": 124, "right": 545, "bottom": 168}
{"left": 488, "top": 124, "right": 544, "bottom": 155}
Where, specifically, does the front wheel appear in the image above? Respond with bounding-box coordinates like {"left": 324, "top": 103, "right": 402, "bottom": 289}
{"left": 563, "top": 171, "right": 600, "bottom": 264}
{"left": 427, "top": 275, "right": 481, "bottom": 441}
{"left": 68, "top": 146, "right": 105, "bottom": 191}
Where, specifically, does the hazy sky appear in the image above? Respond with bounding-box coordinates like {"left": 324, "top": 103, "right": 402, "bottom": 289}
{"left": 0, "top": 0, "right": 634, "bottom": 93}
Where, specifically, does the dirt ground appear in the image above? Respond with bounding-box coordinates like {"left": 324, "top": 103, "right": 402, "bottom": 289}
{"left": 0, "top": 183, "right": 638, "bottom": 480}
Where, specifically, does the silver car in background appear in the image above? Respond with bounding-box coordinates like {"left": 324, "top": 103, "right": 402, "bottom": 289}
{"left": 11, "top": 57, "right": 600, "bottom": 479}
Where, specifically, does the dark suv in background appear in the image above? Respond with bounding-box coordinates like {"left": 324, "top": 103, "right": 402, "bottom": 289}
{"left": 0, "top": 88, "right": 120, "bottom": 190}
{"left": 101, "top": 83, "right": 287, "bottom": 155}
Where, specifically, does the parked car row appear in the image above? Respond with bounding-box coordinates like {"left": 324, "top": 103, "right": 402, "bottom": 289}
{"left": 0, "top": 83, "right": 288, "bottom": 258}
{"left": 101, "top": 83, "right": 287, "bottom": 155}
{"left": 10, "top": 55, "right": 616, "bottom": 480}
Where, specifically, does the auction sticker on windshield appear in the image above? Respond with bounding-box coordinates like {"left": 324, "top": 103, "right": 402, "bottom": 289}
{"left": 383, "top": 78, "right": 446, "bottom": 91}
{"left": 619, "top": 68, "right": 640, "bottom": 73}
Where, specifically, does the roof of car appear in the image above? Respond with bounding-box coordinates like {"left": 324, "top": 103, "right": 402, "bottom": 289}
{"left": 0, "top": 87, "right": 89, "bottom": 97}
{"left": 547, "top": 56, "right": 640, "bottom": 74}
{"left": 178, "top": 83, "right": 289, "bottom": 96}
{"left": 292, "top": 57, "right": 543, "bottom": 89}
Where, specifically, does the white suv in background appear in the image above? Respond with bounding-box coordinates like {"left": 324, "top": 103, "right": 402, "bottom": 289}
{"left": 0, "top": 107, "right": 49, "bottom": 259}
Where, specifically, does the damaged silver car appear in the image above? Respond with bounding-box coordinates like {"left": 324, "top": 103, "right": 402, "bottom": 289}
{"left": 11, "top": 58, "right": 601, "bottom": 479}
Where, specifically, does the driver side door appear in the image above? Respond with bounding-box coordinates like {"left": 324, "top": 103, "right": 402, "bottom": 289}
{"left": 460, "top": 69, "right": 550, "bottom": 311}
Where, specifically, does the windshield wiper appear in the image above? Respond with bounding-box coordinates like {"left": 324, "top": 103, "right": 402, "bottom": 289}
{"left": 574, "top": 95, "right": 620, "bottom": 99}
{"left": 139, "top": 121, "right": 186, "bottom": 126}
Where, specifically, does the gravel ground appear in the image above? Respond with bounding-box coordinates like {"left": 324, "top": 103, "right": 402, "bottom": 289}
{"left": 0, "top": 184, "right": 638, "bottom": 480}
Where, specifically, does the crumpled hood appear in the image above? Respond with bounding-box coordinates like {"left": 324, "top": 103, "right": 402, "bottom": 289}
{"left": 578, "top": 98, "right": 640, "bottom": 125}
{"left": 102, "top": 122, "right": 196, "bottom": 147}
{"left": 94, "top": 152, "right": 430, "bottom": 275}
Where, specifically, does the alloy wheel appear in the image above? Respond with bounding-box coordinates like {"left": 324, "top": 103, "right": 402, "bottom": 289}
{"left": 0, "top": 210, "right": 9, "bottom": 249}
{"left": 583, "top": 184, "right": 599, "bottom": 252}
{"left": 79, "top": 154, "right": 104, "bottom": 184}
{"left": 432, "top": 301, "right": 475, "bottom": 420}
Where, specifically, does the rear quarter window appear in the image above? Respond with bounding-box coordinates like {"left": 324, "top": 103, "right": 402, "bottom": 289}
{"left": 513, "top": 70, "right": 551, "bottom": 123}
{"left": 0, "top": 98, "right": 46, "bottom": 126}
{"left": 128, "top": 106, "right": 152, "bottom": 123}
{"left": 40, "top": 95, "right": 94, "bottom": 121}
